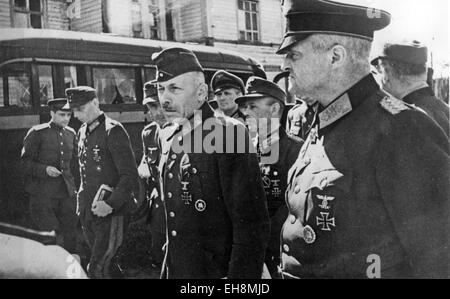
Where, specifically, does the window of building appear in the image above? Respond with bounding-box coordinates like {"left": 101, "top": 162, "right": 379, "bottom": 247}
{"left": 237, "top": 0, "right": 259, "bottom": 42}
{"left": 165, "top": 0, "right": 175, "bottom": 41}
{"left": 149, "top": 0, "right": 160, "bottom": 39}
{"left": 131, "top": 0, "right": 143, "bottom": 38}
{"left": 13, "top": 0, "right": 43, "bottom": 29}
{"left": 93, "top": 67, "right": 136, "bottom": 105}
{"left": 0, "top": 63, "right": 32, "bottom": 108}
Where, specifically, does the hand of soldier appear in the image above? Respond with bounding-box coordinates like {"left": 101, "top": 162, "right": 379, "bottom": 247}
{"left": 91, "top": 201, "right": 113, "bottom": 217}
{"left": 46, "top": 166, "right": 62, "bottom": 178}
{"left": 138, "top": 161, "right": 151, "bottom": 179}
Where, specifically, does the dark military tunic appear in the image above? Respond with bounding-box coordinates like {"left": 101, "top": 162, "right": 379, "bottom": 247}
{"left": 282, "top": 75, "right": 450, "bottom": 279}
{"left": 77, "top": 113, "right": 139, "bottom": 278}
{"left": 141, "top": 122, "right": 166, "bottom": 265}
{"left": 403, "top": 86, "right": 450, "bottom": 137}
{"left": 161, "top": 102, "right": 270, "bottom": 279}
{"left": 257, "top": 129, "right": 302, "bottom": 278}
{"left": 21, "top": 121, "right": 78, "bottom": 252}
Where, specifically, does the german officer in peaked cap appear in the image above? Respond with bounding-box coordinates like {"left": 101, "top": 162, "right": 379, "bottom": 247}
{"left": 235, "top": 77, "right": 303, "bottom": 278}
{"left": 21, "top": 98, "right": 78, "bottom": 253}
{"left": 371, "top": 39, "right": 449, "bottom": 137}
{"left": 152, "top": 47, "right": 270, "bottom": 279}
{"left": 279, "top": 0, "right": 449, "bottom": 278}
{"left": 66, "top": 86, "right": 140, "bottom": 278}
{"left": 210, "top": 70, "right": 248, "bottom": 123}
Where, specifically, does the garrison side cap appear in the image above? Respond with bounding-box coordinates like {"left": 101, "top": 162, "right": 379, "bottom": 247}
{"left": 277, "top": 0, "right": 391, "bottom": 54}
{"left": 211, "top": 70, "right": 246, "bottom": 95}
{"left": 65, "top": 86, "right": 97, "bottom": 108}
{"left": 47, "top": 98, "right": 71, "bottom": 112}
{"left": 370, "top": 40, "right": 428, "bottom": 66}
{"left": 235, "top": 76, "right": 287, "bottom": 105}
{"left": 151, "top": 47, "right": 204, "bottom": 83}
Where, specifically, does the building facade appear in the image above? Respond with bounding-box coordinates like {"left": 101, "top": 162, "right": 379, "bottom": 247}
{"left": 0, "top": 0, "right": 284, "bottom": 79}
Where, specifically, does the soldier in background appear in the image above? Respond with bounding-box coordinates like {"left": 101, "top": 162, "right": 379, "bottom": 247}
{"left": 210, "top": 70, "right": 248, "bottom": 123}
{"left": 235, "top": 77, "right": 303, "bottom": 278}
{"left": 371, "top": 40, "right": 449, "bottom": 136}
{"left": 21, "top": 98, "right": 78, "bottom": 253}
{"left": 286, "top": 96, "right": 319, "bottom": 142}
{"left": 137, "top": 81, "right": 167, "bottom": 269}
{"left": 67, "top": 86, "right": 140, "bottom": 279}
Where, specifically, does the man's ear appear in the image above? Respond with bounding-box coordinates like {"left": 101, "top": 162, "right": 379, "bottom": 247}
{"left": 92, "top": 97, "right": 100, "bottom": 107}
{"left": 198, "top": 82, "right": 209, "bottom": 102}
{"left": 329, "top": 44, "right": 347, "bottom": 67}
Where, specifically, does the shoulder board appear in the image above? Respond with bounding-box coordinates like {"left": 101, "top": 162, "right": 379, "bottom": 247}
{"left": 143, "top": 122, "right": 158, "bottom": 132}
{"left": 33, "top": 123, "right": 51, "bottom": 132}
{"left": 105, "top": 116, "right": 121, "bottom": 131}
{"left": 64, "top": 126, "right": 76, "bottom": 135}
{"left": 379, "top": 96, "right": 410, "bottom": 115}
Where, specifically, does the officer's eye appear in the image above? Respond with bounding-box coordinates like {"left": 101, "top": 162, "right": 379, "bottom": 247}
{"left": 286, "top": 51, "right": 302, "bottom": 61}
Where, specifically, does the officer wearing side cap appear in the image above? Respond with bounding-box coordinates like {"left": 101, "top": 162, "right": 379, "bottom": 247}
{"left": 210, "top": 70, "right": 248, "bottom": 123}
{"left": 152, "top": 47, "right": 270, "bottom": 279}
{"left": 21, "top": 98, "right": 78, "bottom": 253}
{"left": 136, "top": 81, "right": 167, "bottom": 268}
{"left": 235, "top": 77, "right": 303, "bottom": 278}
{"left": 66, "top": 86, "right": 140, "bottom": 278}
{"left": 279, "top": 0, "right": 449, "bottom": 278}
{"left": 371, "top": 40, "right": 449, "bottom": 137}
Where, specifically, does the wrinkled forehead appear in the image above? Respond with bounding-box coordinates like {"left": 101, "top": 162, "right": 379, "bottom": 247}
{"left": 157, "top": 72, "right": 200, "bottom": 88}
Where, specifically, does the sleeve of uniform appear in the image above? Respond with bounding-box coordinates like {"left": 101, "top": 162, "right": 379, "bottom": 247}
{"left": 21, "top": 129, "right": 47, "bottom": 179}
{"left": 105, "top": 125, "right": 140, "bottom": 211}
{"left": 376, "top": 110, "right": 450, "bottom": 278}
{"left": 218, "top": 123, "right": 270, "bottom": 279}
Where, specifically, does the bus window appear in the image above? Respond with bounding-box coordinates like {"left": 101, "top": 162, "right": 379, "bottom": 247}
{"left": 0, "top": 63, "right": 32, "bottom": 108}
{"left": 144, "top": 68, "right": 157, "bottom": 83}
{"left": 93, "top": 67, "right": 136, "bottom": 105}
{"left": 0, "top": 78, "right": 3, "bottom": 106}
{"left": 63, "top": 66, "right": 78, "bottom": 89}
{"left": 38, "top": 65, "right": 54, "bottom": 106}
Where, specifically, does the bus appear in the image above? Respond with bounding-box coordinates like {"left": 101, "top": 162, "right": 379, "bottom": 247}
{"left": 0, "top": 28, "right": 269, "bottom": 224}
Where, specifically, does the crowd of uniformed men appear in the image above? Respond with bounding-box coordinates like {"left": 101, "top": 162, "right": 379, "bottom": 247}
{"left": 16, "top": 0, "right": 449, "bottom": 279}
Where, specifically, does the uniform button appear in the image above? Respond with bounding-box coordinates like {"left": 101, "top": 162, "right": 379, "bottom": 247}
{"left": 168, "top": 173, "right": 173, "bottom": 179}
{"left": 167, "top": 192, "right": 173, "bottom": 199}
{"left": 171, "top": 154, "right": 177, "bottom": 160}
{"left": 61, "top": 151, "right": 64, "bottom": 155}
{"left": 289, "top": 214, "right": 296, "bottom": 224}
{"left": 155, "top": 204, "right": 159, "bottom": 209}
{"left": 192, "top": 168, "right": 197, "bottom": 174}
{"left": 283, "top": 244, "right": 290, "bottom": 253}
{"left": 177, "top": 136, "right": 182, "bottom": 142}
{"left": 169, "top": 212, "right": 175, "bottom": 218}
{"left": 60, "top": 142, "right": 63, "bottom": 146}
{"left": 171, "top": 230, "right": 177, "bottom": 237}
{"left": 294, "top": 185, "right": 301, "bottom": 194}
